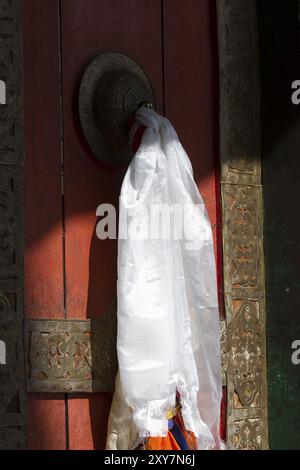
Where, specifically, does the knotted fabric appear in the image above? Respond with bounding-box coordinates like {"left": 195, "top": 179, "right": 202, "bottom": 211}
{"left": 117, "top": 107, "right": 222, "bottom": 450}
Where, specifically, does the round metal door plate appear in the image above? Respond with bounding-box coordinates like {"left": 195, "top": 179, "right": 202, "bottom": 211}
{"left": 78, "top": 52, "right": 156, "bottom": 167}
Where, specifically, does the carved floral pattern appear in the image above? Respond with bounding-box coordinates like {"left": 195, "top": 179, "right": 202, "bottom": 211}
{"left": 233, "top": 419, "right": 262, "bottom": 450}
{"left": 224, "top": 185, "right": 259, "bottom": 289}
{"left": 26, "top": 301, "right": 118, "bottom": 393}
{"left": 227, "top": 301, "right": 262, "bottom": 407}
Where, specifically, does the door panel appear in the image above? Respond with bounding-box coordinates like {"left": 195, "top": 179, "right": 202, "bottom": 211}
{"left": 23, "top": 0, "right": 221, "bottom": 449}
{"left": 23, "top": 0, "right": 66, "bottom": 450}
{"left": 60, "top": 0, "right": 163, "bottom": 449}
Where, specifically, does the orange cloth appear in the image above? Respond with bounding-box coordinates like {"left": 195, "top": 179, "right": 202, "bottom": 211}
{"left": 146, "top": 431, "right": 181, "bottom": 451}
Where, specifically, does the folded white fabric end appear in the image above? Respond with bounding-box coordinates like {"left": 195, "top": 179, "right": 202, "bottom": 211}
{"left": 132, "top": 414, "right": 169, "bottom": 438}
{"left": 129, "top": 395, "right": 175, "bottom": 437}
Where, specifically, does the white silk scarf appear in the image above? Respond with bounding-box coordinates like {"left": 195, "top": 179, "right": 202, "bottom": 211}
{"left": 117, "top": 107, "right": 223, "bottom": 450}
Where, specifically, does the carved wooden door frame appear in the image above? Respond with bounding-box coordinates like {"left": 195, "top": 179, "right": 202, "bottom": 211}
{"left": 217, "top": 0, "right": 269, "bottom": 450}
{"left": 0, "top": 0, "right": 27, "bottom": 450}
{"left": 0, "top": 0, "right": 268, "bottom": 450}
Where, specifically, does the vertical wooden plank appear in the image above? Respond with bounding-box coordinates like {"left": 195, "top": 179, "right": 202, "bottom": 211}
{"left": 163, "top": 0, "right": 219, "bottom": 256}
{"left": 22, "top": 0, "right": 66, "bottom": 449}
{"left": 60, "top": 0, "right": 163, "bottom": 449}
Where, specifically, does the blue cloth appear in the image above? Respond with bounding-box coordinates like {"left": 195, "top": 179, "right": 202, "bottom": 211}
{"left": 168, "top": 419, "right": 189, "bottom": 450}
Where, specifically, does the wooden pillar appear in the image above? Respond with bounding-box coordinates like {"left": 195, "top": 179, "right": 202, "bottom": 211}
{"left": 217, "top": 0, "right": 269, "bottom": 450}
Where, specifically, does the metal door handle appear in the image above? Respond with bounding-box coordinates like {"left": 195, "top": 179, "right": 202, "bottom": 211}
{"left": 79, "top": 52, "right": 156, "bottom": 167}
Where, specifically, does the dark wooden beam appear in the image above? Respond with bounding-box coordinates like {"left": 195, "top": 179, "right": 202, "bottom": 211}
{"left": 0, "top": 0, "right": 27, "bottom": 450}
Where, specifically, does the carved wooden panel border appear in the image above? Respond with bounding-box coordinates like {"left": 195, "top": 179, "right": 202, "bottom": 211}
{"left": 0, "top": 0, "right": 27, "bottom": 450}
{"left": 25, "top": 302, "right": 118, "bottom": 393}
{"left": 217, "top": 0, "right": 268, "bottom": 449}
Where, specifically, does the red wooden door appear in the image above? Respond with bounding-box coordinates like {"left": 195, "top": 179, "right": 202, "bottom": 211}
{"left": 22, "top": 0, "right": 222, "bottom": 450}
